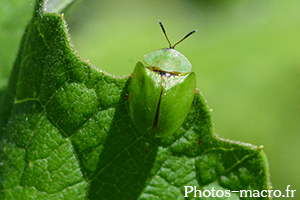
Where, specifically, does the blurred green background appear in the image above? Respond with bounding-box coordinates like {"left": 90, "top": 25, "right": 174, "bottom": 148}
{"left": 1, "top": 0, "right": 299, "bottom": 198}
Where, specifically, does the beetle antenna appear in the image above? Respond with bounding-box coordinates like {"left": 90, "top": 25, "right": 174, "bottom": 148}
{"left": 172, "top": 29, "right": 197, "bottom": 49}
{"left": 159, "top": 20, "right": 172, "bottom": 49}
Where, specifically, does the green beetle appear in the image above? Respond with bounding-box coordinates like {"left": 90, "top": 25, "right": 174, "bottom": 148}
{"left": 129, "top": 21, "right": 197, "bottom": 137}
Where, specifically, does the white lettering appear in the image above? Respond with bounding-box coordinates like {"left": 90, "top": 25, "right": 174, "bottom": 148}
{"left": 253, "top": 190, "right": 260, "bottom": 197}
{"left": 184, "top": 186, "right": 193, "bottom": 197}
{"left": 273, "top": 190, "right": 281, "bottom": 197}
{"left": 193, "top": 186, "right": 202, "bottom": 197}
{"left": 285, "top": 185, "right": 290, "bottom": 197}
{"left": 225, "top": 190, "right": 231, "bottom": 197}
{"left": 291, "top": 190, "right": 296, "bottom": 197}
{"left": 240, "top": 190, "right": 252, "bottom": 197}
{"left": 203, "top": 190, "right": 211, "bottom": 197}
{"left": 211, "top": 187, "right": 216, "bottom": 197}
{"left": 268, "top": 190, "right": 273, "bottom": 197}
{"left": 216, "top": 190, "right": 224, "bottom": 197}
{"left": 183, "top": 185, "right": 295, "bottom": 198}
{"left": 261, "top": 190, "right": 267, "bottom": 197}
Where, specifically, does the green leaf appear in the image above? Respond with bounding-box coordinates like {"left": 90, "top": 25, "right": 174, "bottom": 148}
{"left": 44, "top": 0, "right": 77, "bottom": 13}
{"left": 0, "top": 0, "right": 271, "bottom": 199}
{"left": 0, "top": 0, "right": 36, "bottom": 89}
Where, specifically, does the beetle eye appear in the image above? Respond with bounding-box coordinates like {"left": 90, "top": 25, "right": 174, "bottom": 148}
{"left": 153, "top": 70, "right": 175, "bottom": 78}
